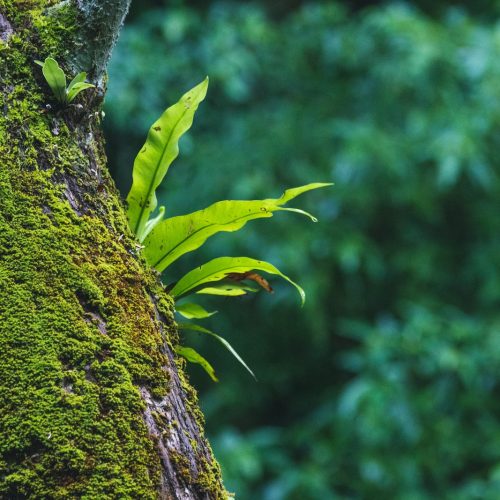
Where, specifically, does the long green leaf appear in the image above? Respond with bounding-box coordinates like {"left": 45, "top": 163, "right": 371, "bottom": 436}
{"left": 144, "top": 182, "right": 332, "bottom": 271}
{"left": 175, "top": 302, "right": 217, "bottom": 319}
{"left": 42, "top": 57, "right": 66, "bottom": 103}
{"left": 126, "top": 78, "right": 209, "bottom": 240}
{"left": 170, "top": 256, "right": 306, "bottom": 305}
{"left": 195, "top": 281, "right": 259, "bottom": 296}
{"left": 175, "top": 345, "right": 218, "bottom": 382}
{"left": 179, "top": 322, "right": 257, "bottom": 380}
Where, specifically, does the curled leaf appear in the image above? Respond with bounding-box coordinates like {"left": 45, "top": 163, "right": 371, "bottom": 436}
{"left": 179, "top": 323, "right": 257, "bottom": 380}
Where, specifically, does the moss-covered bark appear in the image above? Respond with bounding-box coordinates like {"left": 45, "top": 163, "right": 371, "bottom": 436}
{"left": 0, "top": 2, "right": 226, "bottom": 498}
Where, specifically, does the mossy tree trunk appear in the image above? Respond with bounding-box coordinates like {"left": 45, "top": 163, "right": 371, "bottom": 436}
{"left": 0, "top": 1, "right": 226, "bottom": 498}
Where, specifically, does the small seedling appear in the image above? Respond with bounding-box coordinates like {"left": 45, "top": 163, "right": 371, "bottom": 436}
{"left": 35, "top": 57, "right": 94, "bottom": 105}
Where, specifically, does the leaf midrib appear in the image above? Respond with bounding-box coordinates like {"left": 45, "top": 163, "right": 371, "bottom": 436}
{"left": 151, "top": 209, "right": 273, "bottom": 270}
{"left": 132, "top": 103, "right": 193, "bottom": 236}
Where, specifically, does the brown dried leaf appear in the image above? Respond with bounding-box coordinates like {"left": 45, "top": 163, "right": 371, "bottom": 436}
{"left": 227, "top": 272, "right": 274, "bottom": 293}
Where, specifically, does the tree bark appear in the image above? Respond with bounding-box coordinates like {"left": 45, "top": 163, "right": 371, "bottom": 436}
{"left": 0, "top": 1, "right": 227, "bottom": 498}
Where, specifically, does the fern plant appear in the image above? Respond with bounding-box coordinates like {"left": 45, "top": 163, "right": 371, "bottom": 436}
{"left": 126, "top": 77, "right": 331, "bottom": 381}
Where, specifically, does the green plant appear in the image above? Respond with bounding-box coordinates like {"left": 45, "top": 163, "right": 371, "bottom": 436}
{"left": 35, "top": 57, "right": 95, "bottom": 105}
{"left": 126, "top": 78, "right": 331, "bottom": 380}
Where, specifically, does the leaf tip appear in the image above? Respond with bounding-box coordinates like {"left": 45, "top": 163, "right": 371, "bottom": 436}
{"left": 296, "top": 285, "right": 306, "bottom": 307}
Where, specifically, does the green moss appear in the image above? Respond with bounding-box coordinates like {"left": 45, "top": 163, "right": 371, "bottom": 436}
{"left": 170, "top": 449, "right": 227, "bottom": 500}
{"left": 32, "top": 3, "right": 78, "bottom": 61}
{"left": 0, "top": 3, "right": 227, "bottom": 498}
{"left": 0, "top": 6, "right": 166, "bottom": 498}
{"left": 169, "top": 450, "right": 193, "bottom": 482}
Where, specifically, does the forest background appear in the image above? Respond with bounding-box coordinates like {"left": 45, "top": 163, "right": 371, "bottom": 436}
{"left": 105, "top": 1, "right": 500, "bottom": 498}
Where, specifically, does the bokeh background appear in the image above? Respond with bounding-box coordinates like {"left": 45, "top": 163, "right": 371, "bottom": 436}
{"left": 104, "top": 1, "right": 500, "bottom": 498}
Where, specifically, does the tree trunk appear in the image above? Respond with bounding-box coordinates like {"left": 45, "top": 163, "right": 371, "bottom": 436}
{"left": 0, "top": 2, "right": 227, "bottom": 498}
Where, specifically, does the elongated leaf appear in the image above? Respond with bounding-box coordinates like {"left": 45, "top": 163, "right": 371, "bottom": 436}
{"left": 179, "top": 322, "right": 257, "bottom": 380}
{"left": 195, "top": 281, "right": 259, "bottom": 296}
{"left": 67, "top": 81, "right": 94, "bottom": 102}
{"left": 141, "top": 206, "right": 165, "bottom": 242}
{"left": 67, "top": 72, "right": 87, "bottom": 93}
{"left": 126, "top": 78, "right": 209, "bottom": 240}
{"left": 42, "top": 57, "right": 66, "bottom": 103}
{"left": 171, "top": 256, "right": 305, "bottom": 305}
{"left": 175, "top": 302, "right": 217, "bottom": 319}
{"left": 144, "top": 182, "right": 332, "bottom": 272}
{"left": 175, "top": 345, "right": 218, "bottom": 382}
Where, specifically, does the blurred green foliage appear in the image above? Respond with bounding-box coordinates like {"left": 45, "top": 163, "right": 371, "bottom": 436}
{"left": 105, "top": 1, "right": 500, "bottom": 498}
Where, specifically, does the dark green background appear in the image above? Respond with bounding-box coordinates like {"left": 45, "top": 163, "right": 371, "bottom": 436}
{"left": 105, "top": 1, "right": 500, "bottom": 497}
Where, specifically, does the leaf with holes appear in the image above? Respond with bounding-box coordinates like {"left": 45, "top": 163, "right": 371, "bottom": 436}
{"left": 126, "top": 78, "right": 209, "bottom": 241}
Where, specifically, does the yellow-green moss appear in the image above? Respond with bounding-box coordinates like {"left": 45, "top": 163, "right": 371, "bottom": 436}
{"left": 0, "top": 3, "right": 227, "bottom": 498}
{"left": 0, "top": 6, "right": 168, "bottom": 498}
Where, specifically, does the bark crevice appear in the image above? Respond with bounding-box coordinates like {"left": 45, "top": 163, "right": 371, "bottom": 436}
{"left": 0, "top": 12, "right": 12, "bottom": 41}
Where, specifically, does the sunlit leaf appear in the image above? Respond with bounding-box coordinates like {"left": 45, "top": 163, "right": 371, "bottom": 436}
{"left": 179, "top": 322, "right": 257, "bottom": 380}
{"left": 175, "top": 302, "right": 217, "bottom": 319}
{"left": 144, "top": 182, "right": 332, "bottom": 271}
{"left": 175, "top": 345, "right": 218, "bottom": 382}
{"left": 170, "top": 256, "right": 305, "bottom": 305}
{"left": 126, "top": 78, "right": 209, "bottom": 240}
